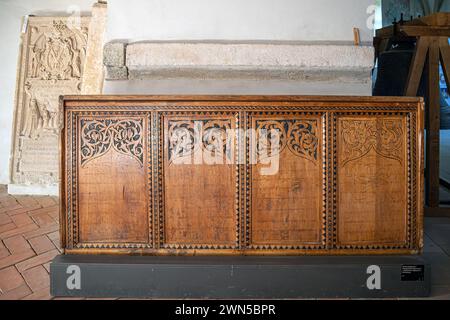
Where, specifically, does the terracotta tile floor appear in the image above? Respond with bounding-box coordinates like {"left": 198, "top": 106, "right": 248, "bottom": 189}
{"left": 0, "top": 185, "right": 60, "bottom": 300}
{"left": 0, "top": 184, "right": 449, "bottom": 300}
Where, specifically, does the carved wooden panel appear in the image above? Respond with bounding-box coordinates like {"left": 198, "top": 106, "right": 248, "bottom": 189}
{"left": 249, "top": 115, "right": 325, "bottom": 249}
{"left": 61, "top": 96, "right": 424, "bottom": 255}
{"left": 77, "top": 117, "right": 149, "bottom": 246}
{"left": 336, "top": 116, "right": 409, "bottom": 248}
{"left": 162, "top": 114, "right": 238, "bottom": 249}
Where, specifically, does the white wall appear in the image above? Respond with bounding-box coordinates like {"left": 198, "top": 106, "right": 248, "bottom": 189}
{"left": 0, "top": 0, "right": 375, "bottom": 185}
{"left": 106, "top": 0, "right": 376, "bottom": 42}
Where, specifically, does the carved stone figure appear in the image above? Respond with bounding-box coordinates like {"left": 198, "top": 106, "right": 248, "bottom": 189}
{"left": 9, "top": 16, "right": 91, "bottom": 194}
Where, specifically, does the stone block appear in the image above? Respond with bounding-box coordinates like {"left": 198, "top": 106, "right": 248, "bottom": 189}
{"left": 126, "top": 42, "right": 374, "bottom": 70}
{"left": 81, "top": 1, "right": 108, "bottom": 94}
{"left": 122, "top": 42, "right": 374, "bottom": 89}
{"left": 106, "top": 66, "right": 128, "bottom": 80}
{"left": 104, "top": 41, "right": 127, "bottom": 67}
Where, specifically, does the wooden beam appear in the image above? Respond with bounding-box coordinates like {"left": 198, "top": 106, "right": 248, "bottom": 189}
{"left": 375, "top": 13, "right": 450, "bottom": 39}
{"left": 375, "top": 25, "right": 394, "bottom": 38}
{"left": 439, "top": 37, "right": 450, "bottom": 89}
{"left": 420, "top": 12, "right": 450, "bottom": 26}
{"left": 425, "top": 206, "right": 450, "bottom": 217}
{"left": 353, "top": 28, "right": 360, "bottom": 46}
{"left": 405, "top": 37, "right": 430, "bottom": 96}
{"left": 440, "top": 178, "right": 450, "bottom": 190}
{"left": 376, "top": 26, "right": 450, "bottom": 39}
{"left": 426, "top": 38, "right": 441, "bottom": 208}
{"left": 398, "top": 25, "right": 450, "bottom": 37}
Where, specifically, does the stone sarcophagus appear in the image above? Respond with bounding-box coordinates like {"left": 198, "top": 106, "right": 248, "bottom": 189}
{"left": 60, "top": 95, "right": 424, "bottom": 255}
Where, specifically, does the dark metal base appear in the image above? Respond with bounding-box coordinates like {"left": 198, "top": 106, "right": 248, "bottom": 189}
{"left": 50, "top": 255, "right": 430, "bottom": 299}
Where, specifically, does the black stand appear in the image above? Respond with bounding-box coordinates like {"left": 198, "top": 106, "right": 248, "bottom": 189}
{"left": 50, "top": 255, "right": 430, "bottom": 298}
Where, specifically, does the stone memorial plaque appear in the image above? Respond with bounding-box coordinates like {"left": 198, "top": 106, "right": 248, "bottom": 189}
{"left": 10, "top": 16, "right": 91, "bottom": 194}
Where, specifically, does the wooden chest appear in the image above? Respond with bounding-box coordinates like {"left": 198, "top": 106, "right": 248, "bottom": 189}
{"left": 60, "top": 95, "right": 424, "bottom": 255}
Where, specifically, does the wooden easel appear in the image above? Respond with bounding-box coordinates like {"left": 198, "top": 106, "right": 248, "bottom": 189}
{"left": 375, "top": 12, "right": 450, "bottom": 217}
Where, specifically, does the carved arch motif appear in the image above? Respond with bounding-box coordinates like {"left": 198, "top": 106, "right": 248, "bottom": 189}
{"left": 340, "top": 119, "right": 404, "bottom": 167}
{"left": 255, "top": 120, "right": 319, "bottom": 162}
{"left": 80, "top": 119, "right": 144, "bottom": 167}
{"left": 167, "top": 119, "right": 232, "bottom": 163}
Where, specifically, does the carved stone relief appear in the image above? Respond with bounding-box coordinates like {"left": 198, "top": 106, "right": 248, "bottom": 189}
{"left": 10, "top": 17, "right": 90, "bottom": 189}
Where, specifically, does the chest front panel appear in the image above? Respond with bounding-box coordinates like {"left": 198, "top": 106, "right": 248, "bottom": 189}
{"left": 60, "top": 96, "right": 423, "bottom": 255}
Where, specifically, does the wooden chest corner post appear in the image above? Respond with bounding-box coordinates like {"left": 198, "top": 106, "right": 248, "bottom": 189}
{"left": 59, "top": 95, "right": 67, "bottom": 252}
{"left": 416, "top": 97, "right": 425, "bottom": 252}
{"left": 60, "top": 95, "right": 424, "bottom": 256}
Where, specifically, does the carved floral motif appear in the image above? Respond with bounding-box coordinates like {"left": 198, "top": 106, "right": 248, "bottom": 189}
{"left": 80, "top": 119, "right": 144, "bottom": 166}
{"left": 255, "top": 120, "right": 319, "bottom": 162}
{"left": 168, "top": 120, "right": 232, "bottom": 163}
{"left": 340, "top": 119, "right": 403, "bottom": 166}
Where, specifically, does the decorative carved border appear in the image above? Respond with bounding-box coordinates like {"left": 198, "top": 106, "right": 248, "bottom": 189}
{"left": 239, "top": 111, "right": 246, "bottom": 249}
{"left": 66, "top": 111, "right": 74, "bottom": 248}
{"left": 333, "top": 111, "right": 414, "bottom": 250}
{"left": 246, "top": 112, "right": 327, "bottom": 250}
{"left": 158, "top": 111, "right": 240, "bottom": 250}
{"left": 63, "top": 105, "right": 419, "bottom": 112}
{"left": 331, "top": 113, "right": 338, "bottom": 249}
{"left": 151, "top": 112, "right": 160, "bottom": 248}
{"left": 409, "top": 112, "right": 418, "bottom": 249}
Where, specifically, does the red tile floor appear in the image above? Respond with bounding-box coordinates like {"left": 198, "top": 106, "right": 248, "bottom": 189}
{"left": 0, "top": 185, "right": 60, "bottom": 299}
{"left": 1, "top": 184, "right": 450, "bottom": 300}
